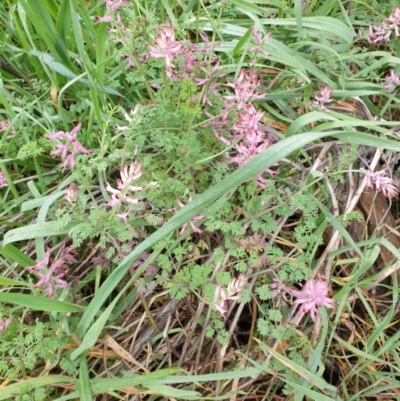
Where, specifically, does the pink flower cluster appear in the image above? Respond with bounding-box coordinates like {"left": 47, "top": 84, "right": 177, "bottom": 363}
{"left": 105, "top": 161, "right": 156, "bottom": 208}
{"left": 266, "top": 276, "right": 335, "bottom": 322}
{"left": 148, "top": 26, "right": 185, "bottom": 73}
{"left": 45, "top": 123, "right": 92, "bottom": 172}
{"left": 27, "top": 246, "right": 77, "bottom": 298}
{"left": 367, "top": 6, "right": 400, "bottom": 44}
{"left": 204, "top": 68, "right": 277, "bottom": 187}
{"left": 361, "top": 168, "right": 398, "bottom": 198}
{"left": 310, "top": 86, "right": 333, "bottom": 111}
{"left": 214, "top": 274, "right": 247, "bottom": 318}
{"left": 147, "top": 26, "right": 212, "bottom": 80}
{"left": 383, "top": 68, "right": 400, "bottom": 91}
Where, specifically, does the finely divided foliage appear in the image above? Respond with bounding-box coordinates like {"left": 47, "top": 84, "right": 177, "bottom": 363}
{"left": 0, "top": 0, "right": 400, "bottom": 400}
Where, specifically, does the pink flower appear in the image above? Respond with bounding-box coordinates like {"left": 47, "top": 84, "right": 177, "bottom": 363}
{"left": 125, "top": 55, "right": 134, "bottom": 68}
{"left": 0, "top": 316, "right": 12, "bottom": 333}
{"left": 310, "top": 86, "right": 333, "bottom": 111}
{"left": 45, "top": 123, "right": 92, "bottom": 172}
{"left": 148, "top": 26, "right": 185, "bottom": 71}
{"left": 95, "top": 15, "right": 113, "bottom": 23}
{"left": 214, "top": 292, "right": 228, "bottom": 317}
{"left": 226, "top": 274, "right": 247, "bottom": 300}
{"left": 227, "top": 103, "right": 278, "bottom": 185}
{"left": 383, "top": 68, "right": 400, "bottom": 91}
{"left": 248, "top": 27, "right": 271, "bottom": 58}
{"left": 204, "top": 68, "right": 277, "bottom": 187}
{"left": 0, "top": 172, "right": 7, "bottom": 189}
{"left": 232, "top": 103, "right": 265, "bottom": 134}
{"left": 106, "top": 162, "right": 144, "bottom": 205}
{"left": 290, "top": 277, "right": 335, "bottom": 322}
{"left": 367, "top": 7, "right": 400, "bottom": 44}
{"left": 224, "top": 69, "right": 265, "bottom": 110}
{"left": 105, "top": 162, "right": 157, "bottom": 206}
{"left": 116, "top": 212, "right": 129, "bottom": 224}
{"left": 269, "top": 278, "right": 290, "bottom": 306}
{"left": 214, "top": 274, "right": 247, "bottom": 318}
{"left": 27, "top": 246, "right": 77, "bottom": 298}
{"left": 361, "top": 168, "right": 398, "bottom": 198}
{"left": 202, "top": 108, "right": 231, "bottom": 144}
{"left": 177, "top": 195, "right": 205, "bottom": 235}
{"left": 195, "top": 60, "right": 225, "bottom": 86}
{"left": 106, "top": 0, "right": 125, "bottom": 10}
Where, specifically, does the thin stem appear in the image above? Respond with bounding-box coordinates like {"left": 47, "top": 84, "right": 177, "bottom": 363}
{"left": 130, "top": 52, "right": 155, "bottom": 103}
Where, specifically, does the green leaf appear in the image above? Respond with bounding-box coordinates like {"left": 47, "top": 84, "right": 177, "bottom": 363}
{"left": 4, "top": 220, "right": 82, "bottom": 245}
{"left": 318, "top": 202, "right": 362, "bottom": 258}
{"left": 231, "top": 0, "right": 267, "bottom": 14}
{"left": 0, "top": 244, "right": 36, "bottom": 267}
{"left": 21, "top": 191, "right": 65, "bottom": 212}
{"left": 78, "top": 355, "right": 93, "bottom": 401}
{"left": 144, "top": 383, "right": 201, "bottom": 398}
{"left": 285, "top": 380, "right": 339, "bottom": 401}
{"left": 294, "top": 0, "right": 303, "bottom": 39}
{"left": 232, "top": 27, "right": 252, "bottom": 56}
{"left": 70, "top": 296, "right": 119, "bottom": 361}
{"left": 0, "top": 375, "right": 74, "bottom": 400}
{"left": 0, "top": 293, "right": 84, "bottom": 312}
{"left": 0, "top": 277, "right": 29, "bottom": 287}
{"left": 261, "top": 16, "right": 354, "bottom": 46}
{"left": 54, "top": 368, "right": 185, "bottom": 401}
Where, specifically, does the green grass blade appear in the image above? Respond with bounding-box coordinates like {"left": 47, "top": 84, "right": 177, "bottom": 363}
{"left": 54, "top": 368, "right": 185, "bottom": 401}
{"left": 1, "top": 244, "right": 36, "bottom": 267}
{"left": 56, "top": 0, "right": 72, "bottom": 42}
{"left": 0, "top": 293, "right": 84, "bottom": 312}
{"left": 0, "top": 277, "right": 29, "bottom": 286}
{"left": 262, "top": 344, "right": 339, "bottom": 398}
{"left": 4, "top": 221, "right": 81, "bottom": 245}
{"left": 78, "top": 355, "right": 93, "bottom": 401}
{"left": 294, "top": 0, "right": 303, "bottom": 39}
{"left": 144, "top": 384, "right": 202, "bottom": 399}
{"left": 285, "top": 380, "right": 339, "bottom": 401}
{"left": 261, "top": 16, "right": 353, "bottom": 46}
{"left": 71, "top": 296, "right": 119, "bottom": 361}
{"left": 0, "top": 375, "right": 74, "bottom": 400}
